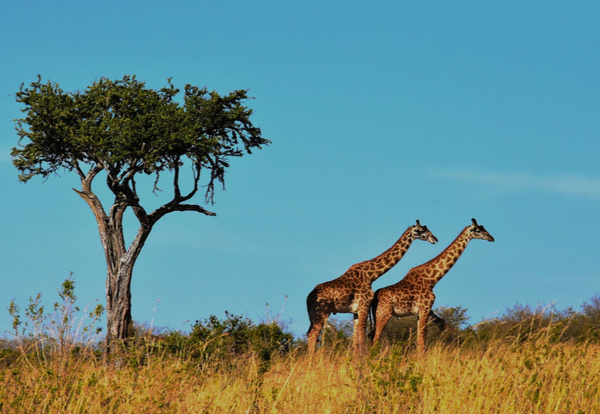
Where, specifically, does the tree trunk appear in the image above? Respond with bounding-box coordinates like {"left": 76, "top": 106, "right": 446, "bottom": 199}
{"left": 102, "top": 225, "right": 151, "bottom": 358}
{"left": 104, "top": 261, "right": 134, "bottom": 356}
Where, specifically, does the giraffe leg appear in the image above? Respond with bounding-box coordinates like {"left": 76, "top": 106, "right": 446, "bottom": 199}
{"left": 307, "top": 289, "right": 328, "bottom": 355}
{"left": 321, "top": 314, "right": 329, "bottom": 344}
{"left": 353, "top": 309, "right": 369, "bottom": 355}
{"left": 372, "top": 303, "right": 393, "bottom": 345}
{"left": 352, "top": 313, "right": 360, "bottom": 351}
{"left": 417, "top": 310, "right": 430, "bottom": 353}
{"left": 307, "top": 314, "right": 326, "bottom": 355}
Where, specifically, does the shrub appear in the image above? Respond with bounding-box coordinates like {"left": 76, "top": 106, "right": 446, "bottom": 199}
{"left": 123, "top": 312, "right": 294, "bottom": 373}
{"left": 189, "top": 312, "right": 294, "bottom": 368}
{"left": 6, "top": 274, "right": 104, "bottom": 364}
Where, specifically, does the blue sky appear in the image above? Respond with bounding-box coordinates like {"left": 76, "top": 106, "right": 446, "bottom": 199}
{"left": 1, "top": 1, "right": 599, "bottom": 338}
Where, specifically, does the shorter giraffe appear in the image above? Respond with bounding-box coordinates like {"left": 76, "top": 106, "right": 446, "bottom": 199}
{"left": 371, "top": 218, "right": 494, "bottom": 353}
{"left": 306, "top": 220, "right": 438, "bottom": 355}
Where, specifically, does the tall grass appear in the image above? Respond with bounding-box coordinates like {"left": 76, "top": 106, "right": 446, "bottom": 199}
{"left": 1, "top": 335, "right": 599, "bottom": 413}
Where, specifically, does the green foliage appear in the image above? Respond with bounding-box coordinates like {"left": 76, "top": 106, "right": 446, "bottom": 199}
{"left": 189, "top": 312, "right": 293, "bottom": 364}
{"left": 435, "top": 305, "right": 470, "bottom": 331}
{"left": 12, "top": 74, "right": 269, "bottom": 202}
{"left": 125, "top": 312, "right": 294, "bottom": 375}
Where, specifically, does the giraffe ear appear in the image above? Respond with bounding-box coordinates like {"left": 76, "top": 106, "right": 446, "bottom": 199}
{"left": 471, "top": 218, "right": 478, "bottom": 226}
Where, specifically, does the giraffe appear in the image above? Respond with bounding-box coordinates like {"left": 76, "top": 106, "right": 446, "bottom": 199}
{"left": 370, "top": 218, "right": 494, "bottom": 353}
{"left": 306, "top": 220, "right": 438, "bottom": 355}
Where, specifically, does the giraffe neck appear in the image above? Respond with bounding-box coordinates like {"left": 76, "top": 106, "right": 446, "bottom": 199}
{"left": 365, "top": 227, "right": 414, "bottom": 282}
{"left": 420, "top": 227, "right": 472, "bottom": 286}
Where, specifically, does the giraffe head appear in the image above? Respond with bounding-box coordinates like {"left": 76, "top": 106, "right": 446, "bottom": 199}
{"left": 467, "top": 218, "right": 495, "bottom": 242}
{"left": 412, "top": 220, "right": 438, "bottom": 244}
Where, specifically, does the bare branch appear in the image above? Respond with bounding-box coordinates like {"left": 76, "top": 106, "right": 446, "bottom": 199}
{"left": 171, "top": 160, "right": 201, "bottom": 204}
{"left": 171, "top": 203, "right": 216, "bottom": 216}
{"left": 73, "top": 161, "right": 86, "bottom": 179}
{"left": 148, "top": 201, "right": 216, "bottom": 226}
{"left": 179, "top": 163, "right": 201, "bottom": 203}
{"left": 173, "top": 161, "right": 181, "bottom": 200}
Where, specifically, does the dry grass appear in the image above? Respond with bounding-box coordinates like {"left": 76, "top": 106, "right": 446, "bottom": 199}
{"left": 1, "top": 337, "right": 599, "bottom": 413}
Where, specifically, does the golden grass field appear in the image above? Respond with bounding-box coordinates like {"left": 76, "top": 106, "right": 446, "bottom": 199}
{"left": 1, "top": 336, "right": 599, "bottom": 414}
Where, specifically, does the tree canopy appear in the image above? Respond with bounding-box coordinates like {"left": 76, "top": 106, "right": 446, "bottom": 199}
{"left": 12, "top": 75, "right": 269, "bottom": 208}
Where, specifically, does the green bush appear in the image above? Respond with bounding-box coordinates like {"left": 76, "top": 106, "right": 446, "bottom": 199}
{"left": 125, "top": 312, "right": 294, "bottom": 373}
{"left": 189, "top": 312, "right": 294, "bottom": 365}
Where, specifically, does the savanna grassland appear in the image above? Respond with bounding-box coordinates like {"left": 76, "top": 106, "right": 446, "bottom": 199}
{"left": 2, "top": 281, "right": 600, "bottom": 413}
{"left": 1, "top": 336, "right": 599, "bottom": 413}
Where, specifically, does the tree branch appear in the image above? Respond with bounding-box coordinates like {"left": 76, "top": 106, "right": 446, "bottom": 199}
{"left": 147, "top": 202, "right": 216, "bottom": 226}
{"left": 73, "top": 164, "right": 105, "bottom": 218}
{"left": 170, "top": 160, "right": 201, "bottom": 206}
{"left": 170, "top": 204, "right": 216, "bottom": 216}
{"left": 73, "top": 161, "right": 86, "bottom": 180}
{"left": 179, "top": 163, "right": 201, "bottom": 203}
{"left": 173, "top": 161, "right": 181, "bottom": 200}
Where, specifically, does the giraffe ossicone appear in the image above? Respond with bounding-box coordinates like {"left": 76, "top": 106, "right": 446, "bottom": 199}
{"left": 306, "top": 219, "right": 438, "bottom": 355}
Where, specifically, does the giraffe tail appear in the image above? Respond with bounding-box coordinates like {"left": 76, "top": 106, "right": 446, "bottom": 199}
{"left": 368, "top": 290, "right": 380, "bottom": 342}
{"left": 306, "top": 288, "right": 318, "bottom": 335}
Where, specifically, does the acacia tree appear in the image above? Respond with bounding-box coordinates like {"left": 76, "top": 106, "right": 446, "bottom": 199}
{"left": 12, "top": 75, "right": 269, "bottom": 356}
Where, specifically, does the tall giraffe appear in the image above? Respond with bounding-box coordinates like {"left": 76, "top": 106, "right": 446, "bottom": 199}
{"left": 306, "top": 220, "right": 438, "bottom": 355}
{"left": 370, "top": 218, "right": 494, "bottom": 353}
